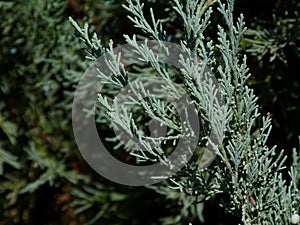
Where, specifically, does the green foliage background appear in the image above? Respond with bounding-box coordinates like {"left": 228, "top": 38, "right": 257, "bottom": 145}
{"left": 0, "top": 0, "right": 299, "bottom": 224}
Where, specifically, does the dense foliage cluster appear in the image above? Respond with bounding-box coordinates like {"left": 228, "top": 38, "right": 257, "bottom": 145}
{"left": 0, "top": 0, "right": 299, "bottom": 224}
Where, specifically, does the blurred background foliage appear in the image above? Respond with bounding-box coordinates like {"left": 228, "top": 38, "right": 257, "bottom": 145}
{"left": 0, "top": 0, "right": 299, "bottom": 224}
